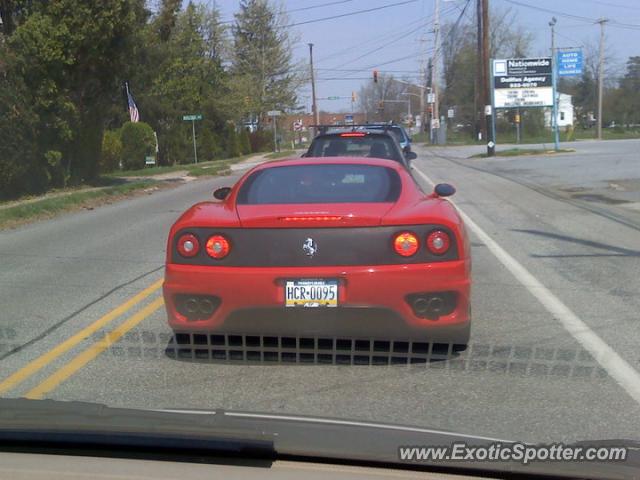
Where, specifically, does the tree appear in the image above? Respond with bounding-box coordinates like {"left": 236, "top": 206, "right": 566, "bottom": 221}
{"left": 440, "top": 7, "right": 533, "bottom": 137}
{"left": 232, "top": 0, "right": 298, "bottom": 126}
{"left": 4, "top": 0, "right": 147, "bottom": 184}
{"left": 357, "top": 74, "right": 409, "bottom": 122}
{"left": 120, "top": 121, "right": 155, "bottom": 170}
{"left": 0, "top": 68, "right": 46, "bottom": 198}
{"left": 616, "top": 56, "right": 640, "bottom": 125}
{"left": 135, "top": 2, "right": 232, "bottom": 165}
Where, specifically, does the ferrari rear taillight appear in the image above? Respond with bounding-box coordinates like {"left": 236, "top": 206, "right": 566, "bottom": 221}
{"left": 206, "top": 235, "right": 231, "bottom": 259}
{"left": 177, "top": 233, "right": 200, "bottom": 258}
{"left": 426, "top": 230, "right": 451, "bottom": 255}
{"left": 393, "top": 232, "right": 419, "bottom": 257}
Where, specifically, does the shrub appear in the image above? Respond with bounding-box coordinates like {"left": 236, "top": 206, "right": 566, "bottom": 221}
{"left": 248, "top": 130, "right": 274, "bottom": 153}
{"left": 100, "top": 130, "right": 123, "bottom": 173}
{"left": 120, "top": 121, "right": 155, "bottom": 170}
{"left": 224, "top": 123, "right": 241, "bottom": 158}
{"left": 239, "top": 128, "right": 252, "bottom": 155}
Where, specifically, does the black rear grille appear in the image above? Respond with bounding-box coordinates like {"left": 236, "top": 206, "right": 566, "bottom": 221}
{"left": 166, "top": 333, "right": 465, "bottom": 364}
{"left": 171, "top": 225, "right": 458, "bottom": 267}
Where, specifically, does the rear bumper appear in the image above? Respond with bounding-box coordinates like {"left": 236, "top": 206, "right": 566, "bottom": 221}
{"left": 163, "top": 260, "right": 471, "bottom": 341}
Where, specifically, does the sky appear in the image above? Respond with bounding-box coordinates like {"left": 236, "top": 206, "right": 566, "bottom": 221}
{"left": 206, "top": 0, "right": 640, "bottom": 112}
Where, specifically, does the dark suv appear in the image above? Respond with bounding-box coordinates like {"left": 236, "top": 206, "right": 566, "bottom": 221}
{"left": 361, "top": 123, "right": 413, "bottom": 154}
{"left": 304, "top": 127, "right": 416, "bottom": 169}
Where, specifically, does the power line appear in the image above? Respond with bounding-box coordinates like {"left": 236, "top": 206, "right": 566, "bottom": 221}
{"left": 499, "top": 0, "right": 598, "bottom": 23}
{"left": 218, "top": 0, "right": 359, "bottom": 24}
{"left": 315, "top": 14, "right": 431, "bottom": 64}
{"left": 580, "top": 0, "right": 640, "bottom": 11}
{"left": 322, "top": 4, "right": 457, "bottom": 81}
{"left": 287, "top": 0, "right": 419, "bottom": 28}
{"left": 499, "top": 0, "right": 640, "bottom": 30}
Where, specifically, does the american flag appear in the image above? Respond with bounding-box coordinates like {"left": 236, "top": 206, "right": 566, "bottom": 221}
{"left": 125, "top": 82, "right": 140, "bottom": 123}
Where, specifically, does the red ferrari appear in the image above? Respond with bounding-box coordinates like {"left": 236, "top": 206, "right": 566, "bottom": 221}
{"left": 163, "top": 157, "right": 471, "bottom": 349}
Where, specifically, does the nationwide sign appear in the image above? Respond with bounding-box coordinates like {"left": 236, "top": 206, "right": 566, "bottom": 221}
{"left": 493, "top": 57, "right": 553, "bottom": 108}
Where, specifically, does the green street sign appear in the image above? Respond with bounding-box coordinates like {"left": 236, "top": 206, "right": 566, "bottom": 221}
{"left": 327, "top": 96, "right": 340, "bottom": 100}
{"left": 183, "top": 114, "right": 203, "bottom": 121}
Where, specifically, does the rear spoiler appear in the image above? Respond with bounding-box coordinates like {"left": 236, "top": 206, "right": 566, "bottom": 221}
{"left": 310, "top": 124, "right": 396, "bottom": 135}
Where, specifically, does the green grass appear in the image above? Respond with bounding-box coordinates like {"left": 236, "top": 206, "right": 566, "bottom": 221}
{"left": 470, "top": 147, "right": 575, "bottom": 158}
{"left": 0, "top": 180, "right": 157, "bottom": 230}
{"left": 418, "top": 127, "right": 640, "bottom": 146}
{"left": 265, "top": 150, "right": 297, "bottom": 159}
{"left": 107, "top": 153, "right": 255, "bottom": 178}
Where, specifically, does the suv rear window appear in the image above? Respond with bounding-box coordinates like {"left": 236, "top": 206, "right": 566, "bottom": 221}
{"left": 237, "top": 164, "right": 402, "bottom": 204}
{"left": 365, "top": 126, "right": 406, "bottom": 144}
{"left": 308, "top": 134, "right": 403, "bottom": 162}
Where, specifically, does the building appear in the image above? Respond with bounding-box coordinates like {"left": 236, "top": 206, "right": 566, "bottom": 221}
{"left": 544, "top": 93, "right": 574, "bottom": 128}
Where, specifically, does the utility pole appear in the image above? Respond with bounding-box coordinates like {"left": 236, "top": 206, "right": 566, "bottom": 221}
{"left": 482, "top": 0, "right": 495, "bottom": 156}
{"left": 308, "top": 43, "right": 320, "bottom": 131}
{"left": 476, "top": 0, "right": 484, "bottom": 140}
{"left": 419, "top": 35, "right": 427, "bottom": 135}
{"left": 596, "top": 18, "right": 607, "bottom": 140}
{"left": 550, "top": 17, "right": 560, "bottom": 151}
{"left": 432, "top": 0, "right": 441, "bottom": 143}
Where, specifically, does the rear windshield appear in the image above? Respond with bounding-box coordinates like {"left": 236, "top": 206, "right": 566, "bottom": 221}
{"left": 365, "top": 126, "right": 406, "bottom": 144}
{"left": 308, "top": 134, "right": 403, "bottom": 162}
{"left": 237, "top": 164, "right": 402, "bottom": 204}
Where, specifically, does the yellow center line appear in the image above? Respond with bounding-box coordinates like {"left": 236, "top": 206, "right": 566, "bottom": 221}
{"left": 26, "top": 297, "right": 165, "bottom": 400}
{"left": 0, "top": 279, "right": 163, "bottom": 395}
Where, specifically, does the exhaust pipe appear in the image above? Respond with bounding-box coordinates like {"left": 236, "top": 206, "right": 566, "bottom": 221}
{"left": 199, "top": 298, "right": 216, "bottom": 316}
{"left": 427, "top": 296, "right": 444, "bottom": 315}
{"left": 184, "top": 298, "right": 200, "bottom": 315}
{"left": 412, "top": 298, "right": 430, "bottom": 315}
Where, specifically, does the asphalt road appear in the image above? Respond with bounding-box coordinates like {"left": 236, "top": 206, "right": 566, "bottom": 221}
{"left": 1, "top": 141, "right": 640, "bottom": 445}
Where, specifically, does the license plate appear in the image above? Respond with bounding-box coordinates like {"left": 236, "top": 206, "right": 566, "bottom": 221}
{"left": 285, "top": 279, "right": 338, "bottom": 308}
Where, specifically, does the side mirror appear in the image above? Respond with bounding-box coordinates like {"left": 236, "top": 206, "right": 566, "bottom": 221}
{"left": 213, "top": 187, "right": 231, "bottom": 200}
{"left": 405, "top": 151, "right": 417, "bottom": 161}
{"left": 434, "top": 183, "right": 456, "bottom": 197}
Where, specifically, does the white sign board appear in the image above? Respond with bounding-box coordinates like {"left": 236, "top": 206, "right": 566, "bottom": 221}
{"left": 494, "top": 88, "right": 553, "bottom": 108}
{"left": 267, "top": 110, "right": 282, "bottom": 116}
{"left": 493, "top": 57, "right": 553, "bottom": 108}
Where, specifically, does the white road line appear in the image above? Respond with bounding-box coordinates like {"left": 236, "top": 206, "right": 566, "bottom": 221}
{"left": 413, "top": 165, "right": 640, "bottom": 406}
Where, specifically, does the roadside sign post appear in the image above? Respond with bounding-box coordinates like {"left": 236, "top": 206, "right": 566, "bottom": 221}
{"left": 492, "top": 57, "right": 554, "bottom": 152}
{"left": 267, "top": 110, "right": 281, "bottom": 153}
{"left": 182, "top": 114, "right": 202, "bottom": 163}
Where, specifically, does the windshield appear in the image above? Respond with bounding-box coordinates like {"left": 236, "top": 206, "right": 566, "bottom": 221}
{"left": 308, "top": 135, "right": 403, "bottom": 161}
{"left": 2, "top": 0, "right": 640, "bottom": 476}
{"left": 237, "top": 164, "right": 401, "bottom": 204}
